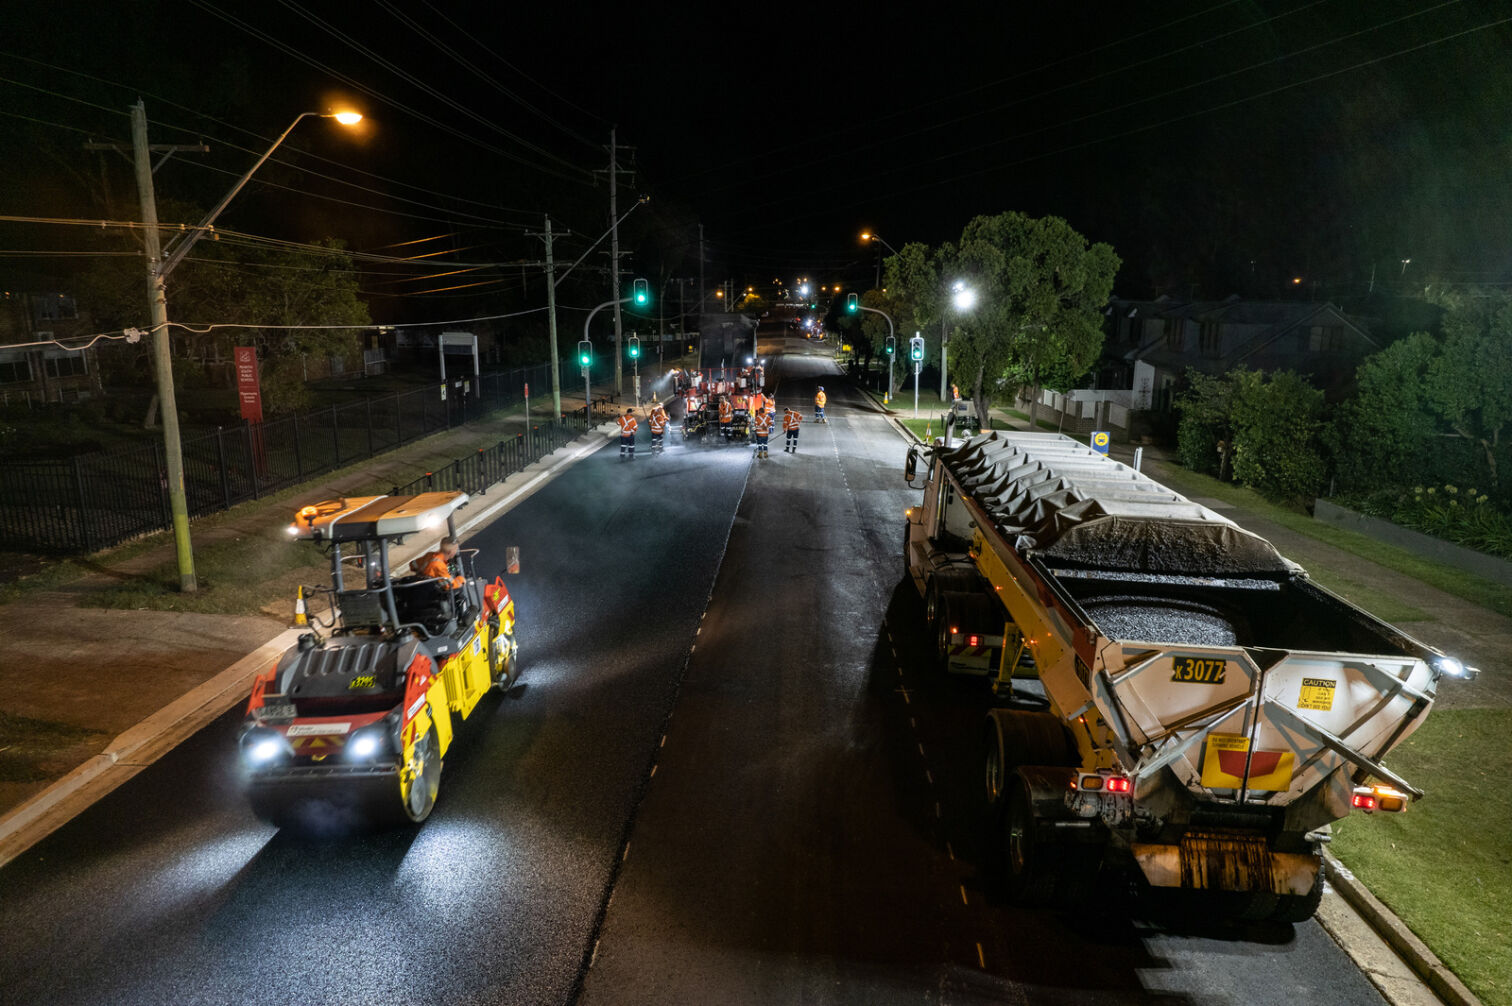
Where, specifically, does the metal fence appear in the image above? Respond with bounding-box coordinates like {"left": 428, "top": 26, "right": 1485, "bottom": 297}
{"left": 0, "top": 358, "right": 600, "bottom": 555}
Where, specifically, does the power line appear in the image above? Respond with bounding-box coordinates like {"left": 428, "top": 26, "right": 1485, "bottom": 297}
{"left": 724, "top": 7, "right": 1509, "bottom": 231}
{"left": 185, "top": 0, "right": 595, "bottom": 185}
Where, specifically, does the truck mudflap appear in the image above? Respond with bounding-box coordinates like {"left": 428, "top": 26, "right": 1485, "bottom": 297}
{"left": 1130, "top": 833, "right": 1320, "bottom": 895}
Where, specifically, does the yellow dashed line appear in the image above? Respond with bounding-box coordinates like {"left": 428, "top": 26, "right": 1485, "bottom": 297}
{"left": 960, "top": 885, "right": 969, "bottom": 905}
{"left": 976, "top": 942, "right": 985, "bottom": 969}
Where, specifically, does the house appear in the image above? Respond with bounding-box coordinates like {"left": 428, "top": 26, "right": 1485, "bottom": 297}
{"left": 1097, "top": 295, "right": 1377, "bottom": 410}
{"left": 0, "top": 285, "right": 104, "bottom": 405}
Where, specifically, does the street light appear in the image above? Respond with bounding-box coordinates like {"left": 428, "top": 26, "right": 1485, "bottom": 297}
{"left": 132, "top": 104, "right": 363, "bottom": 591}
{"left": 861, "top": 231, "right": 900, "bottom": 291}
{"left": 942, "top": 280, "right": 975, "bottom": 401}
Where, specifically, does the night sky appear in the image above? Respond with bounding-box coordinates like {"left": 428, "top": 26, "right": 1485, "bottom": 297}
{"left": 3, "top": 1, "right": 1511, "bottom": 325}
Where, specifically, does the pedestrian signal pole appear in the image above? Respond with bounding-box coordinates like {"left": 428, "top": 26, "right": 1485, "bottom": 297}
{"left": 910, "top": 333, "right": 925, "bottom": 419}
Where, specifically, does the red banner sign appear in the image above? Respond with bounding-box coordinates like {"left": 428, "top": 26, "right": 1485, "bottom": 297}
{"left": 235, "top": 346, "right": 263, "bottom": 423}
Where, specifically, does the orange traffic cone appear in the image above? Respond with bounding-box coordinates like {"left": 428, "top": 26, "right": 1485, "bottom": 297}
{"left": 294, "top": 585, "right": 308, "bottom": 626}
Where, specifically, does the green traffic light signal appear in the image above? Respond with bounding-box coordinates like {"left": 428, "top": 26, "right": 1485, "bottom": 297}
{"left": 628, "top": 335, "right": 640, "bottom": 359}
{"left": 846, "top": 293, "right": 858, "bottom": 313}
{"left": 577, "top": 339, "right": 593, "bottom": 367}
{"left": 632, "top": 278, "right": 649, "bottom": 306}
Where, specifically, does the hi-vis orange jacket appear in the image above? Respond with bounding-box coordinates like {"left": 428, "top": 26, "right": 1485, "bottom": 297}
{"left": 415, "top": 550, "right": 465, "bottom": 589}
{"left": 719, "top": 399, "right": 733, "bottom": 423}
{"left": 753, "top": 411, "right": 773, "bottom": 435}
{"left": 648, "top": 407, "right": 668, "bottom": 434}
{"left": 814, "top": 390, "right": 827, "bottom": 409}
{"left": 617, "top": 413, "right": 638, "bottom": 435}
{"left": 783, "top": 408, "right": 803, "bottom": 431}
{"left": 750, "top": 391, "right": 766, "bottom": 413}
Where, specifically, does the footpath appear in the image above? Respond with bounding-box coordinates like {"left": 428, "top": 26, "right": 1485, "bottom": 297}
{"left": 0, "top": 364, "right": 689, "bottom": 853}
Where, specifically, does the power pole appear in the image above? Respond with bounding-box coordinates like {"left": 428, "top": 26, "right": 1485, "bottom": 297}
{"left": 543, "top": 216, "right": 562, "bottom": 418}
{"left": 131, "top": 102, "right": 198, "bottom": 592}
{"left": 698, "top": 224, "right": 705, "bottom": 372}
{"left": 601, "top": 128, "right": 636, "bottom": 396}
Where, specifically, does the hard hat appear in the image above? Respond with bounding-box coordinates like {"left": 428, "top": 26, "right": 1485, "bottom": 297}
{"left": 818, "top": 385, "right": 824, "bottom": 390}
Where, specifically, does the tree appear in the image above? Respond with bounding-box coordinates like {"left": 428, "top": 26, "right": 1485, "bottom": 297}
{"left": 888, "top": 213, "right": 1119, "bottom": 429}
{"left": 1424, "top": 288, "right": 1512, "bottom": 489}
{"left": 170, "top": 238, "right": 370, "bottom": 413}
{"left": 1175, "top": 367, "right": 1327, "bottom": 503}
{"left": 1173, "top": 368, "right": 1238, "bottom": 477}
{"left": 1229, "top": 370, "right": 1327, "bottom": 503}
{"left": 1328, "top": 331, "right": 1440, "bottom": 492}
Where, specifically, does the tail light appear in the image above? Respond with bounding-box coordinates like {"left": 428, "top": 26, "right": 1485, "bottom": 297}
{"left": 1105, "top": 776, "right": 1131, "bottom": 794}
{"left": 967, "top": 634, "right": 980, "bottom": 647}
{"left": 1354, "top": 785, "right": 1408, "bottom": 813}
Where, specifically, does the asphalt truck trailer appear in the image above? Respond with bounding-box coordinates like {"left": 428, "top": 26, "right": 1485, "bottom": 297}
{"left": 903, "top": 431, "right": 1476, "bottom": 919}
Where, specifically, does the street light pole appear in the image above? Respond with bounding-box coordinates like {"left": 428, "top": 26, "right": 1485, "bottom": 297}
{"left": 858, "top": 304, "right": 895, "bottom": 395}
{"left": 582, "top": 295, "right": 632, "bottom": 421}
{"left": 131, "top": 104, "right": 361, "bottom": 592}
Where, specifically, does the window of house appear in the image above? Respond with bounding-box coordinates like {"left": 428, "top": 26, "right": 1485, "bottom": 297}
{"left": 43, "top": 353, "right": 88, "bottom": 379}
{"left": 0, "top": 356, "right": 32, "bottom": 384}
{"left": 1199, "top": 321, "right": 1221, "bottom": 355}
{"left": 1308, "top": 325, "right": 1344, "bottom": 351}
{"left": 1165, "top": 322, "right": 1184, "bottom": 351}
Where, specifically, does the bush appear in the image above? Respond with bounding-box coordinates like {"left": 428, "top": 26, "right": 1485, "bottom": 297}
{"left": 1337, "top": 484, "right": 1512, "bottom": 560}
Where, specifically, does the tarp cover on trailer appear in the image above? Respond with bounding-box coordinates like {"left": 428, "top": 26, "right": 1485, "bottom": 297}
{"left": 940, "top": 432, "right": 1292, "bottom": 576}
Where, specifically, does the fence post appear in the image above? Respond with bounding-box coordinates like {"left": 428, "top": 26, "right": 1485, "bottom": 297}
{"left": 72, "top": 456, "right": 93, "bottom": 553}
{"left": 215, "top": 426, "right": 232, "bottom": 510}
{"left": 396, "top": 394, "right": 403, "bottom": 445}
{"left": 243, "top": 419, "right": 261, "bottom": 500}
{"left": 365, "top": 398, "right": 374, "bottom": 457}
{"left": 331, "top": 405, "right": 341, "bottom": 467}
{"left": 153, "top": 441, "right": 172, "bottom": 532}
{"left": 292, "top": 411, "right": 304, "bottom": 478}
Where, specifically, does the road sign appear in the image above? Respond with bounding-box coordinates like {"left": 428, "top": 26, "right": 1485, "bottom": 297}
{"left": 1091, "top": 430, "right": 1110, "bottom": 454}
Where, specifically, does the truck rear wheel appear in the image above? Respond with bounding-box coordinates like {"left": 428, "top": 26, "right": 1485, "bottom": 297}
{"left": 983, "top": 709, "right": 1078, "bottom": 809}
{"left": 1004, "top": 782, "right": 1060, "bottom": 907}
{"left": 1264, "top": 860, "right": 1325, "bottom": 923}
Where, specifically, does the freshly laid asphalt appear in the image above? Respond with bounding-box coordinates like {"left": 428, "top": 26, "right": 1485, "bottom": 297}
{"left": 0, "top": 331, "right": 1442, "bottom": 1004}
{"left": 0, "top": 389, "right": 752, "bottom": 1005}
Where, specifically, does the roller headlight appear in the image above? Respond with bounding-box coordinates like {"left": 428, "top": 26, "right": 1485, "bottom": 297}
{"left": 241, "top": 728, "right": 289, "bottom": 766}
{"left": 345, "top": 724, "right": 390, "bottom": 761}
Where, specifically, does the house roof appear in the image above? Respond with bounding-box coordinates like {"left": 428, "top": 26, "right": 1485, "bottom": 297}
{"left": 1111, "top": 297, "right": 1376, "bottom": 372}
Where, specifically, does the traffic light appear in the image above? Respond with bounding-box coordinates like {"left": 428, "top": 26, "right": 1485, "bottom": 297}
{"left": 885, "top": 334, "right": 895, "bottom": 355}
{"left": 628, "top": 335, "right": 640, "bottom": 359}
{"left": 577, "top": 340, "right": 593, "bottom": 367}
{"left": 909, "top": 336, "right": 925, "bottom": 362}
{"left": 846, "top": 292, "right": 859, "bottom": 314}
{"left": 632, "top": 278, "right": 649, "bottom": 306}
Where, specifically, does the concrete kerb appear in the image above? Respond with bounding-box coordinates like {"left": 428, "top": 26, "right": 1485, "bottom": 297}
{"left": 0, "top": 424, "right": 616, "bottom": 871}
{"left": 865, "top": 387, "right": 1471, "bottom": 1006}
{"left": 1322, "top": 852, "right": 1482, "bottom": 1006}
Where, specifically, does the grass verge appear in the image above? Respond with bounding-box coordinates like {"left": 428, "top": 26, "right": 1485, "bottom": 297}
{"left": 0, "top": 711, "right": 108, "bottom": 783}
{"left": 1147, "top": 462, "right": 1512, "bottom": 620}
{"left": 1332, "top": 707, "right": 1512, "bottom": 1006}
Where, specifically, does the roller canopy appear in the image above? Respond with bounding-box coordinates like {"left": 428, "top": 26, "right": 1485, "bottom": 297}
{"left": 940, "top": 432, "right": 1292, "bottom": 577}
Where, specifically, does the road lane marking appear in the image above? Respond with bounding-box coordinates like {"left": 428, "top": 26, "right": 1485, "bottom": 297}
{"left": 960, "top": 885, "right": 969, "bottom": 905}
{"left": 947, "top": 842, "right": 955, "bottom": 861}
{"left": 925, "top": 769, "right": 934, "bottom": 785}
{"left": 660, "top": 734, "right": 666, "bottom": 748}
{"left": 976, "top": 943, "right": 985, "bottom": 969}
{"left": 622, "top": 842, "right": 631, "bottom": 862}
{"left": 649, "top": 764, "right": 657, "bottom": 777}
{"left": 935, "top": 802, "right": 942, "bottom": 818}
{"left": 917, "top": 741, "right": 926, "bottom": 757}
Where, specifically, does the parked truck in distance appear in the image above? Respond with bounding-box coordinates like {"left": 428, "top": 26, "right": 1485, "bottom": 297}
{"left": 903, "top": 432, "right": 1476, "bottom": 920}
